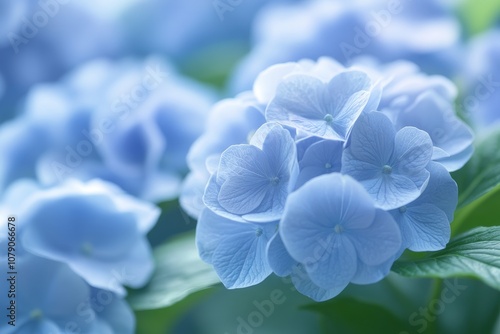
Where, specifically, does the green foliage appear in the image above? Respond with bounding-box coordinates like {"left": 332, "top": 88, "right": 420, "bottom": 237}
{"left": 392, "top": 227, "right": 500, "bottom": 291}
{"left": 303, "top": 298, "right": 413, "bottom": 334}
{"left": 452, "top": 128, "right": 500, "bottom": 210}
{"left": 128, "top": 232, "right": 220, "bottom": 311}
{"left": 459, "top": 0, "right": 500, "bottom": 36}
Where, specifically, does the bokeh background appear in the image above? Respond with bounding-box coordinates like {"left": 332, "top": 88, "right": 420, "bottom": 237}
{"left": 1, "top": 0, "right": 500, "bottom": 333}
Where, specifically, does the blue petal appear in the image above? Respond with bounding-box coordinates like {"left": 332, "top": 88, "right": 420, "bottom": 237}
{"left": 393, "top": 204, "right": 450, "bottom": 251}
{"left": 417, "top": 162, "right": 458, "bottom": 221}
{"left": 281, "top": 173, "right": 380, "bottom": 289}
{"left": 435, "top": 144, "right": 474, "bottom": 172}
{"left": 296, "top": 139, "right": 343, "bottom": 188}
{"left": 290, "top": 264, "right": 345, "bottom": 302}
{"left": 362, "top": 173, "right": 424, "bottom": 210}
{"left": 393, "top": 127, "right": 433, "bottom": 173}
{"left": 347, "top": 209, "right": 401, "bottom": 266}
{"left": 211, "top": 223, "right": 275, "bottom": 289}
{"left": 266, "top": 72, "right": 371, "bottom": 140}
{"left": 203, "top": 174, "right": 245, "bottom": 223}
{"left": 266, "top": 232, "right": 296, "bottom": 277}
{"left": 350, "top": 257, "right": 395, "bottom": 285}
{"left": 344, "top": 112, "right": 395, "bottom": 167}
{"left": 196, "top": 209, "right": 243, "bottom": 263}
{"left": 397, "top": 91, "right": 474, "bottom": 171}
{"left": 304, "top": 235, "right": 357, "bottom": 290}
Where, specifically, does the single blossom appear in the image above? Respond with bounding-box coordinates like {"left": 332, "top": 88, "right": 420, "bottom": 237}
{"left": 342, "top": 112, "right": 433, "bottom": 210}
{"left": 280, "top": 173, "right": 401, "bottom": 297}
{"left": 204, "top": 123, "right": 299, "bottom": 223}
{"left": 21, "top": 180, "right": 160, "bottom": 295}
{"left": 196, "top": 209, "right": 276, "bottom": 289}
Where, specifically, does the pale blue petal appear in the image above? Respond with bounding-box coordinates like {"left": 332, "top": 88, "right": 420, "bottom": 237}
{"left": 296, "top": 139, "right": 343, "bottom": 188}
{"left": 345, "top": 112, "right": 395, "bottom": 167}
{"left": 350, "top": 257, "right": 394, "bottom": 285}
{"left": 435, "top": 144, "right": 474, "bottom": 172}
{"left": 290, "top": 264, "right": 344, "bottom": 302}
{"left": 196, "top": 209, "right": 230, "bottom": 264}
{"left": 217, "top": 145, "right": 269, "bottom": 184}
{"left": 364, "top": 174, "right": 422, "bottom": 210}
{"left": 211, "top": 223, "right": 275, "bottom": 289}
{"left": 218, "top": 175, "right": 270, "bottom": 215}
{"left": 347, "top": 210, "right": 401, "bottom": 266}
{"left": 203, "top": 174, "right": 246, "bottom": 223}
{"left": 304, "top": 235, "right": 357, "bottom": 290}
{"left": 266, "top": 74, "right": 328, "bottom": 126}
{"left": 267, "top": 232, "right": 295, "bottom": 277}
{"left": 417, "top": 162, "right": 458, "bottom": 221}
{"left": 394, "top": 204, "right": 450, "bottom": 251}
{"left": 393, "top": 127, "right": 433, "bottom": 173}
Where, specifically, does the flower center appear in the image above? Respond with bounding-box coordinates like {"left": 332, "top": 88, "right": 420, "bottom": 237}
{"left": 399, "top": 206, "right": 407, "bottom": 214}
{"left": 255, "top": 228, "right": 263, "bottom": 237}
{"left": 81, "top": 242, "right": 93, "bottom": 256}
{"left": 325, "top": 162, "right": 332, "bottom": 169}
{"left": 382, "top": 165, "right": 393, "bottom": 175}
{"left": 324, "top": 114, "right": 334, "bottom": 123}
{"left": 30, "top": 309, "right": 43, "bottom": 319}
{"left": 270, "top": 176, "right": 280, "bottom": 185}
{"left": 334, "top": 224, "right": 344, "bottom": 234}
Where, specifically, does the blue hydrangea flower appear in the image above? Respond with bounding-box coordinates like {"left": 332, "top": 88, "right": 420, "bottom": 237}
{"left": 342, "top": 112, "right": 433, "bottom": 210}
{"left": 181, "top": 94, "right": 266, "bottom": 218}
{"left": 295, "top": 138, "right": 343, "bottom": 188}
{"left": 204, "top": 123, "right": 299, "bottom": 222}
{"left": 266, "top": 71, "right": 374, "bottom": 141}
{"left": 463, "top": 29, "right": 500, "bottom": 128}
{"left": 370, "top": 60, "right": 475, "bottom": 172}
{"left": 191, "top": 57, "right": 469, "bottom": 302}
{"left": 20, "top": 179, "right": 160, "bottom": 295}
{"left": 0, "top": 57, "right": 215, "bottom": 202}
{"left": 279, "top": 173, "right": 401, "bottom": 297}
{"left": 390, "top": 162, "right": 457, "bottom": 251}
{"left": 0, "top": 254, "right": 134, "bottom": 334}
{"left": 121, "top": 0, "right": 300, "bottom": 65}
{"left": 229, "top": 0, "right": 461, "bottom": 93}
{"left": 196, "top": 209, "right": 276, "bottom": 288}
{"left": 0, "top": 1, "right": 125, "bottom": 120}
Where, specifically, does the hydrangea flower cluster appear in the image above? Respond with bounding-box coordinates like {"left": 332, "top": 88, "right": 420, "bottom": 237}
{"left": 0, "top": 56, "right": 216, "bottom": 202}
{"left": 185, "top": 57, "right": 473, "bottom": 301}
{"left": 229, "top": 0, "right": 462, "bottom": 93}
{"left": 463, "top": 28, "right": 500, "bottom": 128}
{"left": 0, "top": 179, "right": 159, "bottom": 333}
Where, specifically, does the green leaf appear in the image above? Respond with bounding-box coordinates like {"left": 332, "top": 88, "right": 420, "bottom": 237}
{"left": 452, "top": 183, "right": 500, "bottom": 236}
{"left": 452, "top": 128, "right": 500, "bottom": 209}
{"left": 459, "top": 0, "right": 500, "bottom": 36}
{"left": 134, "top": 289, "right": 215, "bottom": 334}
{"left": 303, "top": 297, "right": 413, "bottom": 334}
{"left": 392, "top": 227, "right": 500, "bottom": 291}
{"left": 127, "top": 232, "right": 220, "bottom": 310}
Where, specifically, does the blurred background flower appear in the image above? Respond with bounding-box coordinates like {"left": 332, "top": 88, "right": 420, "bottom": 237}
{"left": 1, "top": 0, "right": 500, "bottom": 333}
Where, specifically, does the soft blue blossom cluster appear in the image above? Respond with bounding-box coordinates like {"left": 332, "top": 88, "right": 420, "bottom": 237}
{"left": 0, "top": 179, "right": 160, "bottom": 333}
{"left": 463, "top": 28, "right": 500, "bottom": 128}
{"left": 229, "top": 0, "right": 462, "bottom": 93}
{"left": 0, "top": 56, "right": 216, "bottom": 202}
{"left": 185, "top": 57, "right": 474, "bottom": 301}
